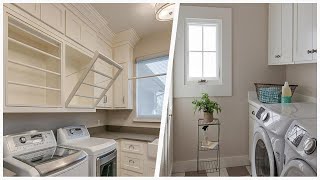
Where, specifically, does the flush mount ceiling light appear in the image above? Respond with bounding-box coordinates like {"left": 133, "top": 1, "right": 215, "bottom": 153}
{"left": 155, "top": 3, "right": 175, "bottom": 21}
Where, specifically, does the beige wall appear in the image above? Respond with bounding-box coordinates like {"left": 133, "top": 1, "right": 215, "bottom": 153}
{"left": 105, "top": 30, "right": 172, "bottom": 128}
{"left": 173, "top": 4, "right": 287, "bottom": 163}
{"left": 286, "top": 64, "right": 317, "bottom": 98}
{"left": 3, "top": 110, "right": 108, "bottom": 135}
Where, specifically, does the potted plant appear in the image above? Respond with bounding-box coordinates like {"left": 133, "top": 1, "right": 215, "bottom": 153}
{"left": 192, "top": 93, "right": 222, "bottom": 122}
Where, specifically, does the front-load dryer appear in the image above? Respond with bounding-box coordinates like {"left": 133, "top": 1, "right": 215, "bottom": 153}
{"left": 57, "top": 125, "right": 117, "bottom": 176}
{"left": 251, "top": 102, "right": 316, "bottom": 176}
{"left": 281, "top": 118, "right": 317, "bottom": 176}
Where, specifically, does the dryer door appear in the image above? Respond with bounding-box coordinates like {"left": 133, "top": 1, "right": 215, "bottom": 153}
{"left": 252, "top": 127, "right": 275, "bottom": 176}
{"left": 281, "top": 159, "right": 316, "bottom": 176}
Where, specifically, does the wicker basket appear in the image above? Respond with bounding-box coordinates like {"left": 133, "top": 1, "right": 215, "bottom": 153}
{"left": 254, "top": 83, "right": 298, "bottom": 103}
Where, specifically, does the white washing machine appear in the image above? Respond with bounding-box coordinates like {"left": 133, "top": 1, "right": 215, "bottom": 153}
{"left": 281, "top": 118, "right": 317, "bottom": 176}
{"left": 57, "top": 125, "right": 117, "bottom": 176}
{"left": 251, "top": 102, "right": 316, "bottom": 176}
{"left": 3, "top": 130, "right": 89, "bottom": 177}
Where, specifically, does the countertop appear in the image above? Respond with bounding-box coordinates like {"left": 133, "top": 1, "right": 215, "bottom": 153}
{"left": 91, "top": 131, "right": 158, "bottom": 142}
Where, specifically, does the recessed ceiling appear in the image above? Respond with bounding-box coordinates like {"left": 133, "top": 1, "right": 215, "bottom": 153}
{"left": 91, "top": 3, "right": 172, "bottom": 38}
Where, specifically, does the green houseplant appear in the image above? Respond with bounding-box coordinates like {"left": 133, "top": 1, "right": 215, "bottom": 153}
{"left": 192, "top": 93, "right": 222, "bottom": 122}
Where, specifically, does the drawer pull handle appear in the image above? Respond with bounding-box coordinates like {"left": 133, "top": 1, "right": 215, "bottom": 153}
{"left": 251, "top": 111, "right": 255, "bottom": 115}
{"left": 129, "top": 145, "right": 134, "bottom": 150}
{"left": 129, "top": 160, "right": 135, "bottom": 164}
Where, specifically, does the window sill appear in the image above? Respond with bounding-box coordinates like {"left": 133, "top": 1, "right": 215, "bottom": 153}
{"left": 133, "top": 118, "right": 161, "bottom": 123}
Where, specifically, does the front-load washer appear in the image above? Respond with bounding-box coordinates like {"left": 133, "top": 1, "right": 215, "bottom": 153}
{"left": 3, "top": 130, "right": 89, "bottom": 177}
{"left": 251, "top": 102, "right": 316, "bottom": 176}
{"left": 281, "top": 118, "right": 317, "bottom": 176}
{"left": 57, "top": 125, "right": 117, "bottom": 176}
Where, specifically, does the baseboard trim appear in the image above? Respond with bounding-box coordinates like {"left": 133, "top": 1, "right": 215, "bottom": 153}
{"left": 173, "top": 155, "right": 250, "bottom": 173}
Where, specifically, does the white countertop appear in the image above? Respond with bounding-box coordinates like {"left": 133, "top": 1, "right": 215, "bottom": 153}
{"left": 91, "top": 131, "right": 158, "bottom": 142}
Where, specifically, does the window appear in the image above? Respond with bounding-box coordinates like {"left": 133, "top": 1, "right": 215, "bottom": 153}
{"left": 136, "top": 56, "right": 168, "bottom": 120}
{"left": 185, "top": 18, "right": 222, "bottom": 84}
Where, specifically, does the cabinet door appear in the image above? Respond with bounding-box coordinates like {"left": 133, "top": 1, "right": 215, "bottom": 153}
{"left": 40, "top": 4, "right": 65, "bottom": 33}
{"left": 268, "top": 4, "right": 293, "bottom": 65}
{"left": 14, "top": 3, "right": 40, "bottom": 18}
{"left": 268, "top": 4, "right": 282, "bottom": 65}
{"left": 293, "top": 4, "right": 314, "bottom": 63}
{"left": 66, "top": 11, "right": 82, "bottom": 43}
{"left": 113, "top": 62, "right": 125, "bottom": 108}
{"left": 312, "top": 4, "right": 317, "bottom": 60}
{"left": 81, "top": 25, "right": 97, "bottom": 52}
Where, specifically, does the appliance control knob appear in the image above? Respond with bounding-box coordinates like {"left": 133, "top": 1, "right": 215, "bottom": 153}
{"left": 304, "top": 138, "right": 317, "bottom": 155}
{"left": 19, "top": 137, "right": 27, "bottom": 143}
{"left": 262, "top": 112, "right": 270, "bottom": 121}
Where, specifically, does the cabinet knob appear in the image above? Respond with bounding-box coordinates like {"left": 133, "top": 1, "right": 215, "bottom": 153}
{"left": 307, "top": 50, "right": 313, "bottom": 54}
{"left": 275, "top": 55, "right": 281, "bottom": 58}
{"left": 251, "top": 111, "right": 255, "bottom": 115}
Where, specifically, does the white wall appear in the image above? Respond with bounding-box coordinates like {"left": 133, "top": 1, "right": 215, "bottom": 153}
{"left": 286, "top": 64, "right": 317, "bottom": 98}
{"left": 173, "top": 4, "right": 286, "bottom": 165}
{"left": 105, "top": 30, "right": 172, "bottom": 128}
{"left": 3, "top": 110, "right": 107, "bottom": 135}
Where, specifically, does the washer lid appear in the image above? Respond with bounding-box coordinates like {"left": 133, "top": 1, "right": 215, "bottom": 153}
{"left": 281, "top": 159, "right": 316, "bottom": 176}
{"left": 65, "top": 138, "right": 116, "bottom": 156}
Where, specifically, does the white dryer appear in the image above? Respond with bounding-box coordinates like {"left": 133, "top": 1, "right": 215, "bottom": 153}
{"left": 251, "top": 102, "right": 316, "bottom": 176}
{"left": 281, "top": 118, "right": 317, "bottom": 176}
{"left": 57, "top": 125, "right": 117, "bottom": 176}
{"left": 3, "top": 130, "right": 89, "bottom": 177}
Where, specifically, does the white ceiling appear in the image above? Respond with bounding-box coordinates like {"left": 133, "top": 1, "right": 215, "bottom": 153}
{"left": 91, "top": 3, "right": 172, "bottom": 38}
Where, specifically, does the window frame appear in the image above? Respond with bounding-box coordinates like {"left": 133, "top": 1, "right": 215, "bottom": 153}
{"left": 135, "top": 55, "right": 169, "bottom": 121}
{"left": 185, "top": 18, "right": 222, "bottom": 85}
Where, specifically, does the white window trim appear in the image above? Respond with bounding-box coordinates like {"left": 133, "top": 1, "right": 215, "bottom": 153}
{"left": 173, "top": 6, "right": 232, "bottom": 98}
{"left": 185, "top": 18, "right": 222, "bottom": 85}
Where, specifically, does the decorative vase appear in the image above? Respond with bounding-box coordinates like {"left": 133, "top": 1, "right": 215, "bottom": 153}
{"left": 203, "top": 111, "right": 214, "bottom": 122}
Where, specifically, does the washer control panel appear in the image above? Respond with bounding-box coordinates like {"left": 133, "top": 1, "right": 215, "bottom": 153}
{"left": 64, "top": 125, "right": 90, "bottom": 139}
{"left": 287, "top": 125, "right": 306, "bottom": 147}
{"left": 4, "top": 130, "right": 56, "bottom": 156}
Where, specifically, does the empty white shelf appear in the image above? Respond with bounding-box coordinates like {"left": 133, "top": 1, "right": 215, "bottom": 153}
{"left": 8, "top": 81, "right": 61, "bottom": 91}
{"left": 8, "top": 60, "right": 61, "bottom": 76}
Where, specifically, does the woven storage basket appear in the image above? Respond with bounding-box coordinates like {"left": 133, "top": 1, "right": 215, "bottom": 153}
{"left": 254, "top": 83, "right": 298, "bottom": 103}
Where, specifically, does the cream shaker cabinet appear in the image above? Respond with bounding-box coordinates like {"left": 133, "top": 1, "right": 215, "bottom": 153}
{"left": 268, "top": 4, "right": 293, "bottom": 65}
{"left": 293, "top": 3, "right": 317, "bottom": 63}
{"left": 40, "top": 4, "right": 65, "bottom": 34}
{"left": 14, "top": 3, "right": 41, "bottom": 18}
{"left": 66, "top": 10, "right": 97, "bottom": 52}
{"left": 113, "top": 62, "right": 127, "bottom": 108}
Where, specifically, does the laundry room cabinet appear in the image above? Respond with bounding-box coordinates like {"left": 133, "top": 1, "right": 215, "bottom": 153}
{"left": 14, "top": 3, "right": 41, "bottom": 18}
{"left": 268, "top": 3, "right": 317, "bottom": 65}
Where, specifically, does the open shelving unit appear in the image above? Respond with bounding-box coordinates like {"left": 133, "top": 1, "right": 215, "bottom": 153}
{"left": 5, "top": 16, "right": 62, "bottom": 107}
{"left": 197, "top": 118, "right": 220, "bottom": 175}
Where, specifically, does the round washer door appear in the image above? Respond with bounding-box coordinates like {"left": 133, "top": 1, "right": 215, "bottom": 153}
{"left": 251, "top": 127, "right": 275, "bottom": 176}
{"left": 281, "top": 159, "right": 316, "bottom": 176}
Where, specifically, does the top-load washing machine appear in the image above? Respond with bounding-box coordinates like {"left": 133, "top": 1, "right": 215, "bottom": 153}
{"left": 3, "top": 130, "right": 89, "bottom": 177}
{"left": 251, "top": 102, "right": 316, "bottom": 176}
{"left": 57, "top": 125, "right": 117, "bottom": 176}
{"left": 281, "top": 118, "right": 317, "bottom": 176}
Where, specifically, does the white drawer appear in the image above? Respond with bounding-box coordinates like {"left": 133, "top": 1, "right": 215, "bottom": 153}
{"left": 121, "top": 153, "right": 144, "bottom": 174}
{"left": 121, "top": 140, "right": 145, "bottom": 155}
{"left": 120, "top": 169, "right": 143, "bottom": 177}
{"left": 249, "top": 104, "right": 258, "bottom": 119}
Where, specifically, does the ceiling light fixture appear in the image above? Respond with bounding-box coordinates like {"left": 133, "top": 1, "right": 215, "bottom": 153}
{"left": 155, "top": 3, "right": 175, "bottom": 21}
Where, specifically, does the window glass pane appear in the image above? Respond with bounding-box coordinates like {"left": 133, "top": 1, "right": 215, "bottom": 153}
{"left": 203, "top": 25, "right": 216, "bottom": 51}
{"left": 136, "top": 56, "right": 168, "bottom": 118}
{"left": 188, "top": 25, "right": 202, "bottom": 51}
{"left": 189, "top": 52, "right": 202, "bottom": 78}
{"left": 203, "top": 52, "right": 217, "bottom": 77}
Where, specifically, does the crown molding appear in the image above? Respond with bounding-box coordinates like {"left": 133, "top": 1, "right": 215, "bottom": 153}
{"left": 64, "top": 3, "right": 115, "bottom": 46}
{"left": 112, "top": 28, "right": 140, "bottom": 48}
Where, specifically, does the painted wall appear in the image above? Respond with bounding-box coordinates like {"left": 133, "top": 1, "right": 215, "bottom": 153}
{"left": 3, "top": 110, "right": 107, "bottom": 135}
{"left": 173, "top": 4, "right": 287, "bottom": 165}
{"left": 286, "top": 64, "right": 317, "bottom": 98}
{"left": 105, "top": 30, "right": 172, "bottom": 128}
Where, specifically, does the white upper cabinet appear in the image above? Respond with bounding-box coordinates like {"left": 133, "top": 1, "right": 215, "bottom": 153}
{"left": 268, "top": 3, "right": 317, "bottom": 65}
{"left": 66, "top": 10, "right": 97, "bottom": 52}
{"left": 293, "top": 3, "right": 317, "bottom": 63}
{"left": 268, "top": 4, "right": 293, "bottom": 65}
{"left": 14, "top": 3, "right": 40, "bottom": 18}
{"left": 40, "top": 4, "right": 65, "bottom": 33}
